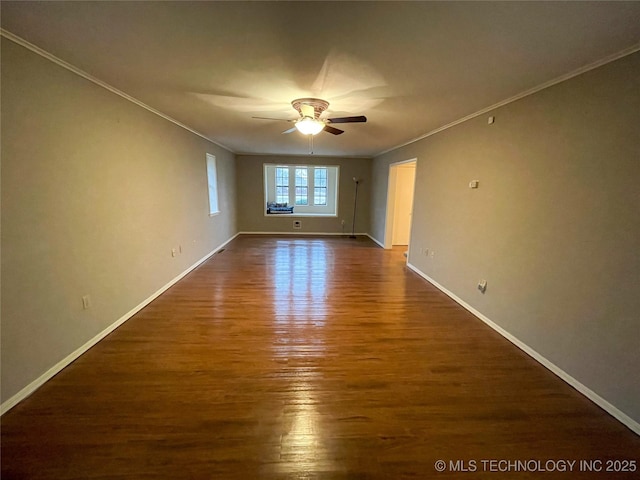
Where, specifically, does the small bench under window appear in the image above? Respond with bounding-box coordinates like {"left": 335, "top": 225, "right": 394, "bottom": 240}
{"left": 266, "top": 202, "right": 294, "bottom": 214}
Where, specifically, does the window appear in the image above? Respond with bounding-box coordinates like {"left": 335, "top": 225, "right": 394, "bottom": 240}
{"left": 275, "top": 167, "right": 289, "bottom": 204}
{"left": 314, "top": 167, "right": 327, "bottom": 206}
{"left": 295, "top": 167, "right": 308, "bottom": 205}
{"left": 206, "top": 153, "right": 219, "bottom": 215}
{"left": 264, "top": 164, "right": 339, "bottom": 216}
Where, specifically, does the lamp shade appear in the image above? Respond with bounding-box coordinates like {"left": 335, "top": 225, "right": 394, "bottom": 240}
{"left": 295, "top": 117, "right": 325, "bottom": 135}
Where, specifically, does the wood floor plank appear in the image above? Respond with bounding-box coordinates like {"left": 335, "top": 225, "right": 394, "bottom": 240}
{"left": 2, "top": 235, "right": 639, "bottom": 479}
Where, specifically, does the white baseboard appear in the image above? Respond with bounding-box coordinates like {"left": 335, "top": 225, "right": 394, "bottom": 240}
{"left": 366, "top": 234, "right": 385, "bottom": 248}
{"left": 237, "top": 231, "right": 367, "bottom": 236}
{"left": 0, "top": 233, "right": 239, "bottom": 416}
{"left": 406, "top": 262, "right": 640, "bottom": 436}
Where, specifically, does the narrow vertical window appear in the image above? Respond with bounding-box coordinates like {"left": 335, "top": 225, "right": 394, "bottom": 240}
{"left": 275, "top": 167, "right": 289, "bottom": 204}
{"left": 295, "top": 167, "right": 308, "bottom": 205}
{"left": 206, "top": 153, "right": 219, "bottom": 215}
{"left": 314, "top": 167, "right": 327, "bottom": 206}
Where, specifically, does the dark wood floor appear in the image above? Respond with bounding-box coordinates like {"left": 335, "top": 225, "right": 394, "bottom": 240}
{"left": 2, "top": 235, "right": 639, "bottom": 479}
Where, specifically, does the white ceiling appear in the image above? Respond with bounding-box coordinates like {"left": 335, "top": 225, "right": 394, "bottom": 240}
{"left": 2, "top": 1, "right": 639, "bottom": 157}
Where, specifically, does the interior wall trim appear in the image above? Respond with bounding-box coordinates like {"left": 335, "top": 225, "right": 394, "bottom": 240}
{"left": 0, "top": 233, "right": 240, "bottom": 416}
{"left": 366, "top": 234, "right": 385, "bottom": 248}
{"left": 237, "top": 231, "right": 368, "bottom": 237}
{"left": 238, "top": 232, "right": 386, "bottom": 248}
{"left": 376, "top": 43, "right": 640, "bottom": 157}
{"left": 236, "top": 152, "right": 372, "bottom": 160}
{"left": 0, "top": 28, "right": 233, "bottom": 154}
{"left": 406, "top": 262, "right": 640, "bottom": 436}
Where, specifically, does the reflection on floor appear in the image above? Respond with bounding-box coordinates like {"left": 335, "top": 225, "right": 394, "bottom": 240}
{"left": 2, "top": 235, "right": 639, "bottom": 479}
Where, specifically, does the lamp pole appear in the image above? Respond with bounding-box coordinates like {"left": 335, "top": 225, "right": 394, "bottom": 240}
{"left": 350, "top": 177, "right": 359, "bottom": 239}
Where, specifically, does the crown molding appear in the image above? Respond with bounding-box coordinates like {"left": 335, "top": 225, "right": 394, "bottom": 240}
{"left": 376, "top": 43, "right": 640, "bottom": 157}
{"left": 3, "top": 28, "right": 637, "bottom": 161}
{"left": 235, "top": 151, "right": 372, "bottom": 159}
{"left": 1, "top": 28, "right": 234, "bottom": 153}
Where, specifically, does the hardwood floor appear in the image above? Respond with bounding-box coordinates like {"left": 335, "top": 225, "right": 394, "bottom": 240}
{"left": 2, "top": 235, "right": 639, "bottom": 479}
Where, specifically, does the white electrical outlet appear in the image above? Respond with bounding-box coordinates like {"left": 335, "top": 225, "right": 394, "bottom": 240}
{"left": 478, "top": 279, "right": 487, "bottom": 293}
{"left": 171, "top": 248, "right": 177, "bottom": 257}
{"left": 82, "top": 295, "right": 91, "bottom": 310}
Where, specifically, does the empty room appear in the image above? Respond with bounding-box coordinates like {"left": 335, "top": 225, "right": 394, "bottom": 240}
{"left": 1, "top": 2, "right": 639, "bottom": 478}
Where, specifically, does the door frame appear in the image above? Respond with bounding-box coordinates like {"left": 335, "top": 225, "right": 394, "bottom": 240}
{"left": 383, "top": 158, "right": 417, "bottom": 250}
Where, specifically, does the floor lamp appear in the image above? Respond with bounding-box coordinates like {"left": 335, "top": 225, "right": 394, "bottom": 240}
{"left": 350, "top": 177, "right": 359, "bottom": 239}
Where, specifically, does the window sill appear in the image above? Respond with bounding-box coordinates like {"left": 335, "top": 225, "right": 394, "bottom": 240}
{"left": 209, "top": 211, "right": 220, "bottom": 217}
{"left": 264, "top": 213, "right": 337, "bottom": 218}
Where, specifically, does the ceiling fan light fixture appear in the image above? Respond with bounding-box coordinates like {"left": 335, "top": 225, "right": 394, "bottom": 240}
{"left": 295, "top": 117, "right": 325, "bottom": 135}
{"left": 253, "top": 97, "right": 363, "bottom": 137}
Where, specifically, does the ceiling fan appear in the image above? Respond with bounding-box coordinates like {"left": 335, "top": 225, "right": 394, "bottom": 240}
{"left": 252, "top": 98, "right": 367, "bottom": 136}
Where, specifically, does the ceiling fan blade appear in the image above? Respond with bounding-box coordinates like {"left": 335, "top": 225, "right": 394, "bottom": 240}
{"left": 282, "top": 126, "right": 297, "bottom": 134}
{"left": 327, "top": 115, "right": 367, "bottom": 124}
{"left": 252, "top": 116, "right": 295, "bottom": 122}
{"left": 300, "top": 104, "right": 315, "bottom": 118}
{"left": 323, "top": 125, "right": 344, "bottom": 135}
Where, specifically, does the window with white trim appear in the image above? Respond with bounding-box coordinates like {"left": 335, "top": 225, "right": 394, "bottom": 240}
{"left": 314, "top": 167, "right": 328, "bottom": 205}
{"left": 295, "top": 167, "right": 308, "bottom": 205}
{"left": 275, "top": 166, "right": 289, "bottom": 204}
{"left": 206, "top": 153, "right": 220, "bottom": 216}
{"left": 264, "top": 164, "right": 339, "bottom": 216}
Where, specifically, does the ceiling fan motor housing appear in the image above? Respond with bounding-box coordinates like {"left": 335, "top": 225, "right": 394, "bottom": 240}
{"left": 292, "top": 98, "right": 329, "bottom": 119}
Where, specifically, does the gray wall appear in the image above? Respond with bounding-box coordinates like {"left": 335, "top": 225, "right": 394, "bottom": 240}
{"left": 1, "top": 39, "right": 237, "bottom": 403}
{"left": 236, "top": 155, "right": 371, "bottom": 234}
{"left": 371, "top": 52, "right": 640, "bottom": 424}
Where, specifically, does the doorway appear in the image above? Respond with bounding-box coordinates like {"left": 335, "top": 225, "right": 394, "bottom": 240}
{"left": 384, "top": 159, "right": 417, "bottom": 250}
